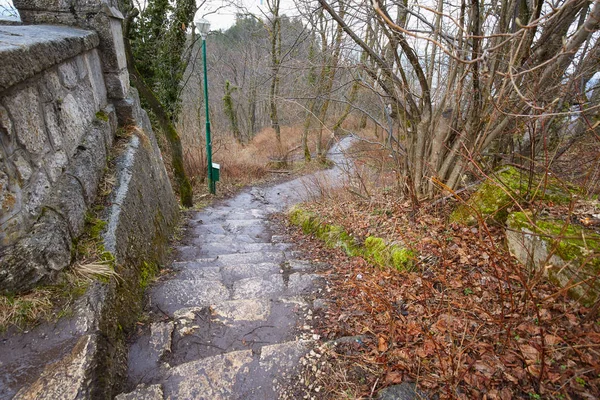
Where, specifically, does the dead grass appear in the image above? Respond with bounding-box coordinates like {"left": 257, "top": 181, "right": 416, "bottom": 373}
{"left": 180, "top": 124, "right": 333, "bottom": 198}
{"left": 0, "top": 290, "right": 53, "bottom": 330}
{"left": 73, "top": 261, "right": 121, "bottom": 282}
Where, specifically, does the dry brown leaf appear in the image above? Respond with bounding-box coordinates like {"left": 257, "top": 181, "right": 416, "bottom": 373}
{"left": 384, "top": 370, "right": 404, "bottom": 384}
{"left": 544, "top": 334, "right": 563, "bottom": 346}
{"left": 378, "top": 336, "right": 388, "bottom": 352}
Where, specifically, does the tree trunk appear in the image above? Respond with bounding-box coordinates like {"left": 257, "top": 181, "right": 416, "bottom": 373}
{"left": 123, "top": 16, "right": 193, "bottom": 207}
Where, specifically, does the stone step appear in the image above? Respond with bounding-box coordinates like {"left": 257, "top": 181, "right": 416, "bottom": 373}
{"left": 221, "top": 263, "right": 281, "bottom": 282}
{"left": 232, "top": 275, "right": 285, "bottom": 300}
{"left": 161, "top": 340, "right": 313, "bottom": 400}
{"left": 169, "top": 266, "right": 222, "bottom": 281}
{"left": 173, "top": 263, "right": 280, "bottom": 282}
{"left": 115, "top": 384, "right": 163, "bottom": 400}
{"left": 149, "top": 279, "right": 230, "bottom": 315}
{"left": 196, "top": 242, "right": 291, "bottom": 257}
{"left": 183, "top": 252, "right": 287, "bottom": 267}
{"left": 186, "top": 233, "right": 263, "bottom": 245}
{"left": 126, "top": 321, "right": 174, "bottom": 387}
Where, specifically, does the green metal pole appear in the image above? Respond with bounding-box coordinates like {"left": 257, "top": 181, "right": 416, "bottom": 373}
{"left": 202, "top": 37, "right": 215, "bottom": 194}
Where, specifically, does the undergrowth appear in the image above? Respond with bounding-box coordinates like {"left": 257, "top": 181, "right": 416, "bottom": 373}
{"left": 286, "top": 137, "right": 600, "bottom": 399}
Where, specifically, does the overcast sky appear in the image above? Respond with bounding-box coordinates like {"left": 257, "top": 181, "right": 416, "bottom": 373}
{"left": 0, "top": 0, "right": 299, "bottom": 29}
{"left": 196, "top": 0, "right": 300, "bottom": 32}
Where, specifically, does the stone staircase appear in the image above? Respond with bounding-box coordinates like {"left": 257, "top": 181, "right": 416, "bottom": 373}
{"left": 116, "top": 136, "right": 354, "bottom": 399}
{"left": 116, "top": 199, "right": 322, "bottom": 399}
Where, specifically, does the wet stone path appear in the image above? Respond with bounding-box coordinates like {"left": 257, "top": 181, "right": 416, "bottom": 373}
{"left": 116, "top": 137, "right": 353, "bottom": 400}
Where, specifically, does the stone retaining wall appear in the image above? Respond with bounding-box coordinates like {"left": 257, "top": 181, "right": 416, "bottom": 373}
{"left": 0, "top": 1, "right": 178, "bottom": 397}
{"left": 0, "top": 4, "right": 178, "bottom": 293}
{"left": 0, "top": 25, "right": 119, "bottom": 291}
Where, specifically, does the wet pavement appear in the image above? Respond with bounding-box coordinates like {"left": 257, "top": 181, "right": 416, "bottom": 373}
{"left": 116, "top": 137, "right": 354, "bottom": 399}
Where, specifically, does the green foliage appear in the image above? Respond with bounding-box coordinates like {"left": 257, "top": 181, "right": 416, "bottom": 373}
{"left": 128, "top": 0, "right": 196, "bottom": 121}
{"left": 95, "top": 110, "right": 109, "bottom": 122}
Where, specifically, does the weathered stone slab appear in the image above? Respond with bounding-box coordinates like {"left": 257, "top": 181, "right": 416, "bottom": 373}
{"left": 212, "top": 299, "right": 271, "bottom": 322}
{"left": 0, "top": 209, "right": 72, "bottom": 292}
{"left": 286, "top": 259, "right": 315, "bottom": 271}
{"left": 3, "top": 85, "right": 47, "bottom": 155}
{"left": 165, "top": 350, "right": 253, "bottom": 400}
{"left": 150, "top": 321, "right": 174, "bottom": 360}
{"left": 221, "top": 263, "right": 280, "bottom": 281}
{"left": 171, "top": 266, "right": 222, "bottom": 281}
{"left": 150, "top": 280, "right": 230, "bottom": 314}
{"left": 287, "top": 273, "right": 319, "bottom": 294}
{"left": 376, "top": 383, "right": 427, "bottom": 400}
{"left": 259, "top": 340, "right": 312, "bottom": 372}
{"left": 193, "top": 223, "right": 228, "bottom": 235}
{"left": 198, "top": 241, "right": 289, "bottom": 257}
{"left": 115, "top": 384, "right": 164, "bottom": 400}
{"left": 0, "top": 25, "right": 99, "bottom": 92}
{"left": 216, "top": 251, "right": 286, "bottom": 266}
{"left": 233, "top": 275, "right": 285, "bottom": 300}
{"left": 14, "top": 334, "right": 98, "bottom": 400}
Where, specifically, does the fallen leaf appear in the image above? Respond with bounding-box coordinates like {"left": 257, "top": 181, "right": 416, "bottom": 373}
{"left": 378, "top": 336, "right": 388, "bottom": 352}
{"left": 384, "top": 370, "right": 404, "bottom": 384}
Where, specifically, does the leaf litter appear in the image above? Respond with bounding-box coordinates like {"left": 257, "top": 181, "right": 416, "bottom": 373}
{"left": 278, "top": 187, "right": 600, "bottom": 399}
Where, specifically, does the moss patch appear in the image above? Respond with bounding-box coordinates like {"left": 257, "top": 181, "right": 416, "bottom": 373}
{"left": 289, "top": 206, "right": 415, "bottom": 271}
{"left": 363, "top": 236, "right": 414, "bottom": 271}
{"left": 95, "top": 110, "right": 109, "bottom": 122}
{"left": 451, "top": 167, "right": 575, "bottom": 225}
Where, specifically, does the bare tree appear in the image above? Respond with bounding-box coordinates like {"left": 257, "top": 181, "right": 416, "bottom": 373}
{"left": 317, "top": 0, "right": 600, "bottom": 200}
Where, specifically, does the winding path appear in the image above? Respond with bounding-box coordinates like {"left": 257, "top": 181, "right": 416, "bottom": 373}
{"left": 116, "top": 137, "right": 354, "bottom": 399}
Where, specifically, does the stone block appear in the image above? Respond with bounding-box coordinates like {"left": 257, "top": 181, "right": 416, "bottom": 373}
{"left": 13, "top": 334, "right": 98, "bottom": 400}
{"left": 113, "top": 88, "right": 143, "bottom": 127}
{"left": 43, "top": 149, "right": 68, "bottom": 182}
{"left": 0, "top": 213, "right": 24, "bottom": 249}
{"left": 65, "top": 121, "right": 108, "bottom": 204}
{"left": 0, "top": 25, "right": 99, "bottom": 92}
{"left": 0, "top": 208, "right": 72, "bottom": 292}
{"left": 75, "top": 53, "right": 88, "bottom": 81}
{"left": 22, "top": 169, "right": 50, "bottom": 218}
{"left": 115, "top": 384, "right": 164, "bottom": 400}
{"left": 13, "top": 0, "right": 108, "bottom": 14}
{"left": 38, "top": 69, "right": 63, "bottom": 103}
{"left": 57, "top": 58, "right": 79, "bottom": 89}
{"left": 0, "top": 104, "right": 13, "bottom": 136}
{"left": 104, "top": 68, "right": 130, "bottom": 100}
{"left": 105, "top": 104, "right": 117, "bottom": 145}
{"left": 56, "top": 92, "right": 88, "bottom": 158}
{"left": 42, "top": 102, "right": 63, "bottom": 151}
{"left": 3, "top": 85, "right": 47, "bottom": 156}
{"left": 45, "top": 175, "right": 87, "bottom": 237}
{"left": 86, "top": 12, "right": 126, "bottom": 73}
{"left": 0, "top": 167, "right": 20, "bottom": 221}
{"left": 12, "top": 151, "right": 33, "bottom": 182}
{"left": 376, "top": 383, "right": 427, "bottom": 400}
{"left": 84, "top": 49, "right": 107, "bottom": 109}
